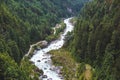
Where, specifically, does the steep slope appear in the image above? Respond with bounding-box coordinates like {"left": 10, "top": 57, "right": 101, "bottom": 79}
{"left": 68, "top": 0, "right": 120, "bottom": 80}
{"left": 0, "top": 0, "right": 88, "bottom": 79}
{"left": 0, "top": 0, "right": 88, "bottom": 63}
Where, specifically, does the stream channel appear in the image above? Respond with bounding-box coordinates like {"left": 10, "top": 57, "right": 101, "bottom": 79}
{"left": 30, "top": 17, "right": 74, "bottom": 80}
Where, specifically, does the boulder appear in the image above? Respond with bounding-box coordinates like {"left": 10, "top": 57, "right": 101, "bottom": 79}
{"left": 42, "top": 75, "right": 47, "bottom": 78}
{"left": 47, "top": 78, "right": 52, "bottom": 80}
{"left": 45, "top": 61, "right": 47, "bottom": 63}
{"left": 37, "top": 60, "right": 41, "bottom": 62}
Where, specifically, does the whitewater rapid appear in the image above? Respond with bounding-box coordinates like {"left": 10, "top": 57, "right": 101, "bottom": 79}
{"left": 30, "top": 18, "right": 74, "bottom": 80}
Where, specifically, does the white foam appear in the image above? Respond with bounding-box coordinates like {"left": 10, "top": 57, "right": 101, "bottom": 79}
{"left": 30, "top": 18, "right": 74, "bottom": 80}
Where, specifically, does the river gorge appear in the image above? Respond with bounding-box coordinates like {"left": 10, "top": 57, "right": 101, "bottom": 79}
{"left": 30, "top": 18, "right": 74, "bottom": 80}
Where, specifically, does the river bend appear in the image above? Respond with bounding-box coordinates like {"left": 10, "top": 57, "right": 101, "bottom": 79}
{"left": 30, "top": 18, "right": 74, "bottom": 80}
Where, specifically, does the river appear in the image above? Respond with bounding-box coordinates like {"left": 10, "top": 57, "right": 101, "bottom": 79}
{"left": 30, "top": 17, "right": 74, "bottom": 80}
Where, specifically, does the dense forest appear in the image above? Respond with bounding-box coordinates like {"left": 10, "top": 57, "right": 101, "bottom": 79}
{"left": 0, "top": 0, "right": 88, "bottom": 80}
{"left": 1, "top": 0, "right": 119, "bottom": 80}
{"left": 66, "top": 0, "right": 120, "bottom": 80}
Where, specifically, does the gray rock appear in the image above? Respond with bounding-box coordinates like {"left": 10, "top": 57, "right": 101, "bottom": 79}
{"left": 42, "top": 75, "right": 47, "bottom": 78}
{"left": 37, "top": 60, "right": 41, "bottom": 62}
{"left": 47, "top": 78, "right": 52, "bottom": 80}
{"left": 45, "top": 61, "right": 47, "bottom": 63}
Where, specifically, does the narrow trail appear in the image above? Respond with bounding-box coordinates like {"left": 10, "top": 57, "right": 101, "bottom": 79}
{"left": 25, "top": 40, "right": 47, "bottom": 57}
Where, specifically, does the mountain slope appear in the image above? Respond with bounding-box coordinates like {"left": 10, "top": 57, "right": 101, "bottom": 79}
{"left": 68, "top": 0, "right": 120, "bottom": 79}
{"left": 0, "top": 0, "right": 88, "bottom": 79}
{"left": 0, "top": 0, "right": 88, "bottom": 63}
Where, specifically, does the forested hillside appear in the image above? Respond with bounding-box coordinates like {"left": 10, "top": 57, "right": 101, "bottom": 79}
{"left": 0, "top": 0, "right": 88, "bottom": 79}
{"left": 67, "top": 0, "right": 120, "bottom": 79}
{"left": 0, "top": 0, "right": 88, "bottom": 63}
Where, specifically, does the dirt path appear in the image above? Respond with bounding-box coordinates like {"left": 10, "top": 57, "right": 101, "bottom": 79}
{"left": 84, "top": 64, "right": 92, "bottom": 80}
{"left": 22, "top": 40, "right": 47, "bottom": 60}
{"left": 26, "top": 40, "right": 47, "bottom": 56}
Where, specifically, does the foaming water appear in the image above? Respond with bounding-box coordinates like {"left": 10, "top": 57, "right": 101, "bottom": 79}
{"left": 30, "top": 18, "right": 74, "bottom": 80}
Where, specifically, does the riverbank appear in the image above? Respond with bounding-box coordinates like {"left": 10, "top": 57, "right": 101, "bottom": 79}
{"left": 21, "top": 20, "right": 67, "bottom": 80}
{"left": 30, "top": 18, "right": 74, "bottom": 80}
{"left": 50, "top": 49, "right": 79, "bottom": 80}
{"left": 25, "top": 40, "right": 48, "bottom": 58}
{"left": 45, "top": 21, "right": 66, "bottom": 42}
{"left": 22, "top": 20, "right": 66, "bottom": 61}
{"left": 50, "top": 49, "right": 93, "bottom": 80}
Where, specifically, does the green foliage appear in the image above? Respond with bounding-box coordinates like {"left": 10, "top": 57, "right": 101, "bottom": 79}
{"left": 0, "top": 53, "right": 31, "bottom": 80}
{"left": 55, "top": 23, "right": 66, "bottom": 35}
{"left": 46, "top": 22, "right": 66, "bottom": 42}
{"left": 0, "top": 53, "right": 43, "bottom": 80}
{"left": 50, "top": 49, "right": 79, "bottom": 80}
{"left": 69, "top": 0, "right": 120, "bottom": 79}
{"left": 7, "top": 40, "right": 21, "bottom": 63}
{"left": 0, "top": 0, "right": 88, "bottom": 79}
{"left": 0, "top": 0, "right": 87, "bottom": 63}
